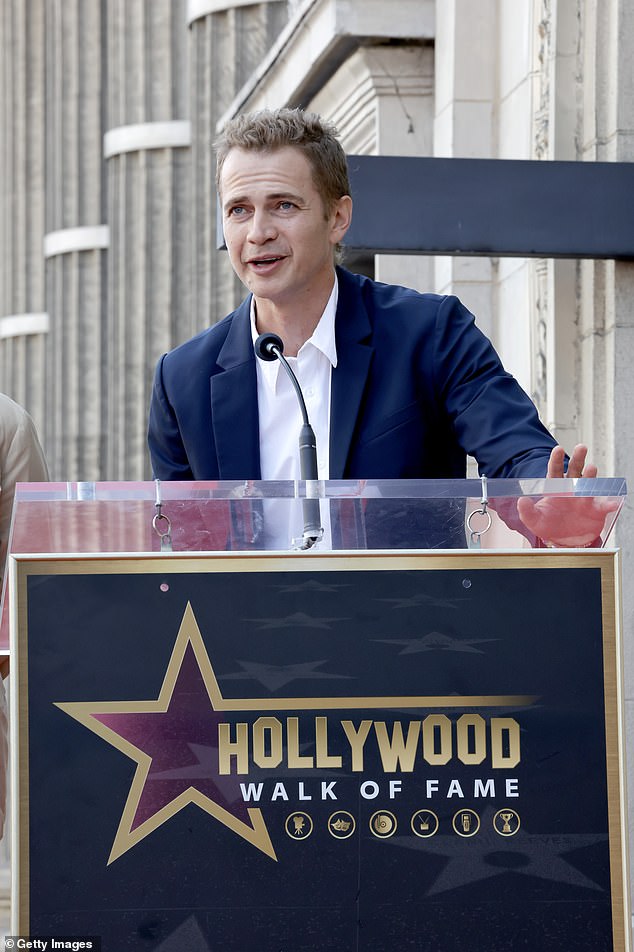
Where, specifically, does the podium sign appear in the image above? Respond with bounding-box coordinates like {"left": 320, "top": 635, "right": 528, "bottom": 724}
{"left": 10, "top": 549, "right": 628, "bottom": 951}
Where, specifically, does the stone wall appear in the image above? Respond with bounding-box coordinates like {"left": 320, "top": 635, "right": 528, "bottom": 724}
{"left": 1, "top": 0, "right": 633, "bottom": 929}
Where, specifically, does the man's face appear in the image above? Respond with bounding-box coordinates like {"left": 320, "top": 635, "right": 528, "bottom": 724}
{"left": 219, "top": 146, "right": 351, "bottom": 311}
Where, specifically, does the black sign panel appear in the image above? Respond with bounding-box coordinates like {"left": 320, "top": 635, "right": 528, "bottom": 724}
{"left": 12, "top": 551, "right": 628, "bottom": 951}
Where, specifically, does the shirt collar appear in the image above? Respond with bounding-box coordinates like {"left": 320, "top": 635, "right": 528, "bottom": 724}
{"left": 250, "top": 277, "right": 339, "bottom": 369}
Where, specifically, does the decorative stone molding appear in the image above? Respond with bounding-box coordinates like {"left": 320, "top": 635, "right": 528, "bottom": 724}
{"left": 217, "top": 0, "right": 434, "bottom": 125}
{"left": 103, "top": 121, "right": 191, "bottom": 159}
{"left": 533, "top": 0, "right": 552, "bottom": 160}
{"left": 531, "top": 258, "right": 549, "bottom": 411}
{"left": 0, "top": 313, "right": 50, "bottom": 339}
{"left": 43, "top": 226, "right": 110, "bottom": 259}
{"left": 188, "top": 0, "right": 282, "bottom": 23}
{"left": 310, "top": 45, "right": 433, "bottom": 155}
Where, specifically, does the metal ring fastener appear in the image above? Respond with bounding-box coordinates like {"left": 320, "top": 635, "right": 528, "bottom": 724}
{"left": 466, "top": 506, "right": 492, "bottom": 537}
{"left": 152, "top": 512, "right": 172, "bottom": 538}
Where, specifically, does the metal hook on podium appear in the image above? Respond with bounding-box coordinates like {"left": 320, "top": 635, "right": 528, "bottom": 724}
{"left": 466, "top": 475, "right": 492, "bottom": 549}
{"left": 153, "top": 479, "right": 173, "bottom": 552}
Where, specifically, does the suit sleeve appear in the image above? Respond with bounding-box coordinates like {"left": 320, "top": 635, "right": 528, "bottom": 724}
{"left": 432, "top": 296, "right": 556, "bottom": 478}
{"left": 147, "top": 354, "right": 194, "bottom": 480}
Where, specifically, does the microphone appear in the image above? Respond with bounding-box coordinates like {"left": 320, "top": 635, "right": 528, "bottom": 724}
{"left": 254, "top": 333, "right": 282, "bottom": 361}
{"left": 254, "top": 332, "right": 323, "bottom": 548}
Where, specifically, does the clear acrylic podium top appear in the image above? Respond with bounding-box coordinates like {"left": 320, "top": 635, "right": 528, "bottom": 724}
{"left": 5, "top": 476, "right": 627, "bottom": 555}
{"left": 0, "top": 477, "right": 626, "bottom": 659}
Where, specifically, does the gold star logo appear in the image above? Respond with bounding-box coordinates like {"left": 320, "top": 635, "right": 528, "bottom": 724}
{"left": 56, "top": 602, "right": 275, "bottom": 864}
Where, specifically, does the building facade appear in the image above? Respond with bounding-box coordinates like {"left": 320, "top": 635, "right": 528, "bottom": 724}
{"left": 1, "top": 0, "right": 633, "bottom": 923}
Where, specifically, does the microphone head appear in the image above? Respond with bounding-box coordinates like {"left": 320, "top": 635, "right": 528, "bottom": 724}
{"left": 254, "top": 333, "right": 284, "bottom": 361}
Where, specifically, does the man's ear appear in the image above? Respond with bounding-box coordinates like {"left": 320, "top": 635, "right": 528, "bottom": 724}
{"left": 330, "top": 195, "right": 353, "bottom": 244}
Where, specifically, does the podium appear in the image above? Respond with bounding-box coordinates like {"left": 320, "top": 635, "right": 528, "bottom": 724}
{"left": 4, "top": 477, "right": 630, "bottom": 951}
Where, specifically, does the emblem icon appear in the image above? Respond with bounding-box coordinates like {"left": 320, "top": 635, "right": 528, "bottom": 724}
{"left": 370, "top": 811, "right": 397, "bottom": 838}
{"left": 411, "top": 809, "right": 439, "bottom": 838}
{"left": 328, "top": 811, "right": 356, "bottom": 839}
{"left": 452, "top": 808, "right": 480, "bottom": 837}
{"left": 285, "top": 812, "right": 313, "bottom": 840}
{"left": 493, "top": 808, "right": 520, "bottom": 836}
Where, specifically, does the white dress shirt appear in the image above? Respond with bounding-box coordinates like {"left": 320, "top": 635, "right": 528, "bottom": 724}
{"left": 251, "top": 279, "right": 338, "bottom": 547}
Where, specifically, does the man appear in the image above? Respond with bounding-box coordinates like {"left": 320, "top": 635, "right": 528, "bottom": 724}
{"left": 148, "top": 108, "right": 609, "bottom": 546}
{"left": 0, "top": 392, "right": 49, "bottom": 582}
{"left": 0, "top": 392, "right": 49, "bottom": 837}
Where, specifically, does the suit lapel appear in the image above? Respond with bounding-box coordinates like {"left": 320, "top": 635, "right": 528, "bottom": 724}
{"left": 209, "top": 273, "right": 374, "bottom": 480}
{"left": 330, "top": 269, "right": 374, "bottom": 478}
{"left": 210, "top": 300, "right": 261, "bottom": 479}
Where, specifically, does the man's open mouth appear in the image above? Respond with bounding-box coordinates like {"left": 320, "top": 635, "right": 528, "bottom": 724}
{"left": 250, "top": 256, "right": 284, "bottom": 266}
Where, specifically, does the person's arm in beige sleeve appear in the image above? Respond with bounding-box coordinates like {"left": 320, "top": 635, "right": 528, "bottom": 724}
{"left": 0, "top": 393, "right": 49, "bottom": 581}
{"left": 0, "top": 394, "right": 49, "bottom": 837}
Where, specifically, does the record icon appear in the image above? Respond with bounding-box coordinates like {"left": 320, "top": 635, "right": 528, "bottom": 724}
{"left": 370, "top": 811, "right": 397, "bottom": 838}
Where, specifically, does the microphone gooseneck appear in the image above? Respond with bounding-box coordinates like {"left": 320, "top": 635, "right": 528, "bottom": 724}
{"left": 255, "top": 333, "right": 311, "bottom": 433}
{"left": 254, "top": 332, "right": 323, "bottom": 547}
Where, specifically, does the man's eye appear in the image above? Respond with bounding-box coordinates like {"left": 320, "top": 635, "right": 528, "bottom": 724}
{"left": 228, "top": 206, "right": 246, "bottom": 217}
{"left": 278, "top": 201, "right": 295, "bottom": 211}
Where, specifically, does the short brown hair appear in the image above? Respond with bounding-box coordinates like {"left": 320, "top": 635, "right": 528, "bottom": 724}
{"left": 215, "top": 107, "right": 351, "bottom": 213}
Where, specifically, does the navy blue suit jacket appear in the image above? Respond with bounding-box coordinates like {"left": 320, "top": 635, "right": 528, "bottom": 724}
{"left": 148, "top": 267, "right": 556, "bottom": 481}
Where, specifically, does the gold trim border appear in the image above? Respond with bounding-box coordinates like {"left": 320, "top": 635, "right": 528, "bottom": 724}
{"left": 9, "top": 548, "right": 630, "bottom": 949}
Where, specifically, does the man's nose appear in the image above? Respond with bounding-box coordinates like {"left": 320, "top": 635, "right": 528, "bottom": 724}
{"left": 247, "top": 209, "right": 277, "bottom": 243}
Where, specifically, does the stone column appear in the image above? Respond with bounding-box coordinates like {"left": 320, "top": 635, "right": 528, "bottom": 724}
{"left": 105, "top": 0, "right": 192, "bottom": 480}
{"left": 42, "top": 0, "right": 107, "bottom": 480}
{"left": 578, "top": 0, "right": 634, "bottom": 475}
{"left": 0, "top": 3, "right": 48, "bottom": 927}
{"left": 577, "top": 0, "right": 634, "bottom": 912}
{"left": 0, "top": 0, "right": 47, "bottom": 437}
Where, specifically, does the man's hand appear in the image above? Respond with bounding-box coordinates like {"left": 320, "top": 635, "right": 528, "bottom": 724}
{"left": 545, "top": 443, "right": 597, "bottom": 480}
{"left": 516, "top": 444, "right": 619, "bottom": 547}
